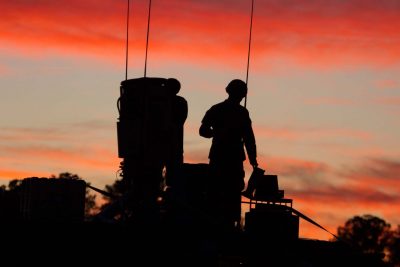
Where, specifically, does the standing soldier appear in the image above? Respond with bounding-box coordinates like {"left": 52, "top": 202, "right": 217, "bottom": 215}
{"left": 199, "top": 79, "right": 258, "bottom": 231}
{"left": 165, "top": 78, "right": 188, "bottom": 188}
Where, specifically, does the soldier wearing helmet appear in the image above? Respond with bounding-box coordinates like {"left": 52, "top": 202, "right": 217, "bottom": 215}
{"left": 165, "top": 78, "right": 188, "bottom": 187}
{"left": 199, "top": 79, "right": 258, "bottom": 231}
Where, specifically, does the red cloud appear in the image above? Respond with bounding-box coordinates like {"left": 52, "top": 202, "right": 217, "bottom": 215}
{"left": 1, "top": 0, "right": 399, "bottom": 68}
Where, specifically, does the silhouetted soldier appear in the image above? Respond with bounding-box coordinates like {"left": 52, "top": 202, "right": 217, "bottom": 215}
{"left": 199, "top": 79, "right": 258, "bottom": 231}
{"left": 165, "top": 78, "right": 188, "bottom": 188}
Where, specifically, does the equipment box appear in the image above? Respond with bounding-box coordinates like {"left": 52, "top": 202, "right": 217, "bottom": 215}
{"left": 20, "top": 178, "right": 86, "bottom": 223}
{"left": 244, "top": 204, "right": 299, "bottom": 241}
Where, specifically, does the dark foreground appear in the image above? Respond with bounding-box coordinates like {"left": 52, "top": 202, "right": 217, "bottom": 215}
{"left": 2, "top": 221, "right": 384, "bottom": 267}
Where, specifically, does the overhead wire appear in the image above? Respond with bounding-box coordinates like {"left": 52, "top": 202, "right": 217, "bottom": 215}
{"left": 144, "top": 0, "right": 152, "bottom": 77}
{"left": 125, "top": 0, "right": 130, "bottom": 81}
{"left": 244, "top": 0, "right": 254, "bottom": 108}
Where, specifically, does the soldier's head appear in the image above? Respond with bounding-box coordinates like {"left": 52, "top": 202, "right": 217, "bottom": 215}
{"left": 166, "top": 78, "right": 181, "bottom": 95}
{"left": 226, "top": 79, "right": 247, "bottom": 101}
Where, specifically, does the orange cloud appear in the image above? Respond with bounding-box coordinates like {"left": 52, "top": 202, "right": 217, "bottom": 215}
{"left": 281, "top": 191, "right": 397, "bottom": 240}
{"left": 2, "top": 145, "right": 119, "bottom": 171}
{"left": 0, "top": 123, "right": 119, "bottom": 183}
{"left": 0, "top": 65, "right": 11, "bottom": 76}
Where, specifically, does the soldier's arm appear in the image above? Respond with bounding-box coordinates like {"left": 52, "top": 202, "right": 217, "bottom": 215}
{"left": 199, "top": 123, "right": 213, "bottom": 138}
{"left": 243, "top": 114, "right": 257, "bottom": 167}
{"left": 199, "top": 110, "right": 213, "bottom": 138}
{"left": 178, "top": 97, "right": 188, "bottom": 124}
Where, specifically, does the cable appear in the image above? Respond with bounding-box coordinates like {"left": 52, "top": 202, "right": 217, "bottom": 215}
{"left": 288, "top": 206, "right": 341, "bottom": 241}
{"left": 86, "top": 183, "right": 116, "bottom": 199}
{"left": 144, "top": 0, "right": 152, "bottom": 77}
{"left": 125, "top": 0, "right": 130, "bottom": 81}
{"left": 244, "top": 0, "right": 254, "bottom": 108}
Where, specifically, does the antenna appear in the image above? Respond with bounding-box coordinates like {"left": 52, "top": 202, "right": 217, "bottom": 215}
{"left": 125, "top": 0, "right": 130, "bottom": 81}
{"left": 244, "top": 0, "right": 254, "bottom": 108}
{"left": 144, "top": 0, "right": 152, "bottom": 77}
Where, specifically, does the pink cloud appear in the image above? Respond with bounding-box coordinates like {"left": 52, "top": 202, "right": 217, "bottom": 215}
{"left": 374, "top": 97, "right": 400, "bottom": 106}
{"left": 254, "top": 125, "right": 372, "bottom": 141}
{"left": 304, "top": 97, "right": 354, "bottom": 106}
{"left": 374, "top": 79, "right": 398, "bottom": 90}
{"left": 0, "top": 127, "right": 69, "bottom": 143}
{"left": 0, "top": 65, "right": 12, "bottom": 76}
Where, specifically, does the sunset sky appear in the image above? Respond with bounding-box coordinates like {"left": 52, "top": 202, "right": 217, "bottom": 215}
{"left": 1, "top": 0, "right": 399, "bottom": 240}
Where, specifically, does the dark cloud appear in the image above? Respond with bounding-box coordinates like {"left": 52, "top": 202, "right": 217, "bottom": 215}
{"left": 364, "top": 158, "right": 400, "bottom": 179}
{"left": 264, "top": 157, "right": 333, "bottom": 188}
{"left": 286, "top": 157, "right": 400, "bottom": 205}
{"left": 290, "top": 184, "right": 399, "bottom": 204}
{"left": 343, "top": 157, "right": 400, "bottom": 181}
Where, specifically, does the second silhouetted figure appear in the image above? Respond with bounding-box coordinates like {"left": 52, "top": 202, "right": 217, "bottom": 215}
{"left": 199, "top": 79, "right": 258, "bottom": 231}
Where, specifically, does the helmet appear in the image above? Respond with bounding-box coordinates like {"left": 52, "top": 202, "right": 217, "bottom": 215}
{"left": 166, "top": 78, "right": 181, "bottom": 95}
{"left": 226, "top": 79, "right": 247, "bottom": 98}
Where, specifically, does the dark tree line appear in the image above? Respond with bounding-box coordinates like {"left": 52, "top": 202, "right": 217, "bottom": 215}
{"left": 337, "top": 214, "right": 400, "bottom": 267}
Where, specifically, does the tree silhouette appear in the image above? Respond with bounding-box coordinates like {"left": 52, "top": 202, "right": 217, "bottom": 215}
{"left": 338, "top": 214, "right": 392, "bottom": 263}
{"left": 6, "top": 179, "right": 22, "bottom": 191}
{"left": 98, "top": 174, "right": 130, "bottom": 211}
{"left": 387, "top": 225, "right": 400, "bottom": 267}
